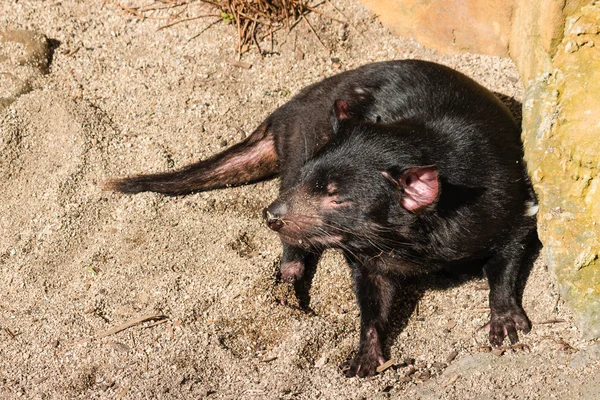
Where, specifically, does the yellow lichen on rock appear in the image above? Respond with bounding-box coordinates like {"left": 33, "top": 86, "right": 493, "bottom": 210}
{"left": 522, "top": 2, "right": 600, "bottom": 338}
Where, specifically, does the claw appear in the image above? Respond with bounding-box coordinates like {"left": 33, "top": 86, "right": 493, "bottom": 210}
{"left": 488, "top": 307, "right": 531, "bottom": 346}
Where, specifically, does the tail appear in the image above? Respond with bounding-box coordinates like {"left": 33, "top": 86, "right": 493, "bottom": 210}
{"left": 101, "top": 122, "right": 278, "bottom": 195}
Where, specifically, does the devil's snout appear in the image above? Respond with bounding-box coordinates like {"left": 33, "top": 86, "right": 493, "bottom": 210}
{"left": 263, "top": 201, "right": 288, "bottom": 231}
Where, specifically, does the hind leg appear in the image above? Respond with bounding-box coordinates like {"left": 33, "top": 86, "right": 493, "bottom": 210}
{"left": 280, "top": 243, "right": 322, "bottom": 309}
{"left": 484, "top": 222, "right": 538, "bottom": 345}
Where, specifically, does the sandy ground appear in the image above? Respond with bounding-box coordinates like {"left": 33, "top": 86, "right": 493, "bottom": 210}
{"left": 1, "top": 1, "right": 599, "bottom": 399}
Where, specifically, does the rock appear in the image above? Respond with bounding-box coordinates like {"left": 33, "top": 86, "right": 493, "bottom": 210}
{"left": 0, "top": 29, "right": 51, "bottom": 71}
{"left": 314, "top": 355, "right": 327, "bottom": 368}
{"left": 522, "top": 2, "right": 600, "bottom": 339}
{"left": 359, "top": 0, "right": 512, "bottom": 57}
{"left": 0, "top": 29, "right": 51, "bottom": 109}
{"left": 570, "top": 344, "right": 600, "bottom": 369}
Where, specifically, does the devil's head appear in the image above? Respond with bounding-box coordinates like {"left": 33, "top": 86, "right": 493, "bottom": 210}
{"left": 263, "top": 100, "right": 440, "bottom": 254}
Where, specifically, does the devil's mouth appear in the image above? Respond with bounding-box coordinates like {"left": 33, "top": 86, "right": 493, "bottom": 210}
{"left": 277, "top": 231, "right": 344, "bottom": 249}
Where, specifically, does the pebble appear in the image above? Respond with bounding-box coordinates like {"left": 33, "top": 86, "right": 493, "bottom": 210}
{"left": 446, "top": 350, "right": 459, "bottom": 363}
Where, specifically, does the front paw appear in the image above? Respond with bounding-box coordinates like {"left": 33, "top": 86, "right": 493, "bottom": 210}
{"left": 279, "top": 260, "right": 305, "bottom": 283}
{"left": 488, "top": 307, "right": 531, "bottom": 346}
{"left": 340, "top": 353, "right": 386, "bottom": 378}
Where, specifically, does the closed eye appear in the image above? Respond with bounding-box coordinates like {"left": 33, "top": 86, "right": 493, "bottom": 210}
{"left": 329, "top": 197, "right": 351, "bottom": 206}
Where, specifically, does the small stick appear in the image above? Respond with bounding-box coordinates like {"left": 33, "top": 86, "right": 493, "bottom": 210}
{"left": 199, "top": 0, "right": 222, "bottom": 8}
{"left": 157, "top": 14, "right": 219, "bottom": 31}
{"left": 376, "top": 359, "right": 395, "bottom": 373}
{"left": 116, "top": 386, "right": 129, "bottom": 400}
{"left": 237, "top": 11, "right": 273, "bottom": 26}
{"left": 240, "top": 18, "right": 251, "bottom": 55}
{"left": 139, "top": 1, "right": 189, "bottom": 12}
{"left": 283, "top": 0, "right": 290, "bottom": 30}
{"left": 4, "top": 327, "right": 17, "bottom": 339}
{"left": 231, "top": 60, "right": 252, "bottom": 69}
{"left": 443, "top": 374, "right": 460, "bottom": 387}
{"left": 326, "top": 0, "right": 364, "bottom": 37}
{"left": 552, "top": 294, "right": 561, "bottom": 313}
{"left": 532, "top": 318, "right": 567, "bottom": 325}
{"left": 141, "top": 319, "right": 169, "bottom": 329}
{"left": 302, "top": 13, "right": 328, "bottom": 51}
{"left": 95, "top": 314, "right": 167, "bottom": 339}
{"left": 252, "top": 20, "right": 264, "bottom": 58}
{"left": 302, "top": 3, "right": 345, "bottom": 24}
{"left": 232, "top": 1, "right": 243, "bottom": 59}
{"left": 112, "top": 1, "right": 145, "bottom": 18}
{"left": 186, "top": 19, "right": 221, "bottom": 43}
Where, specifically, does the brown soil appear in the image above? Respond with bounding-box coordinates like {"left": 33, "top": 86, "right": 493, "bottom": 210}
{"left": 1, "top": 1, "right": 598, "bottom": 399}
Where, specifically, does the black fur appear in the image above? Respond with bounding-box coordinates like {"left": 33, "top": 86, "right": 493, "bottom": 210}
{"left": 104, "top": 60, "right": 538, "bottom": 378}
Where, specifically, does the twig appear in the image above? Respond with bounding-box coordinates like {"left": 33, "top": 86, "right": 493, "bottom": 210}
{"left": 139, "top": 1, "right": 190, "bottom": 12}
{"left": 302, "top": 3, "right": 345, "bottom": 24}
{"left": 116, "top": 386, "right": 129, "bottom": 400}
{"left": 157, "top": 14, "right": 220, "bottom": 31}
{"left": 4, "top": 327, "right": 17, "bottom": 339}
{"left": 186, "top": 19, "right": 222, "bottom": 43}
{"left": 112, "top": 1, "right": 145, "bottom": 18}
{"left": 231, "top": 60, "right": 252, "bottom": 69}
{"left": 376, "top": 359, "right": 395, "bottom": 373}
{"left": 326, "top": 0, "right": 363, "bottom": 37}
{"left": 141, "top": 319, "right": 169, "bottom": 329}
{"left": 302, "top": 13, "right": 328, "bottom": 51}
{"left": 532, "top": 318, "right": 567, "bottom": 325}
{"left": 232, "top": 1, "right": 243, "bottom": 59}
{"left": 95, "top": 314, "right": 167, "bottom": 339}
{"left": 252, "top": 20, "right": 264, "bottom": 58}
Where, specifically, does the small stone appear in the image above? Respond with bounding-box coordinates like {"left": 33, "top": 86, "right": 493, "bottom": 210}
{"left": 108, "top": 341, "right": 131, "bottom": 353}
{"left": 446, "top": 350, "right": 459, "bottom": 363}
{"left": 432, "top": 361, "right": 447, "bottom": 370}
{"left": 491, "top": 348, "right": 505, "bottom": 356}
{"left": 416, "top": 370, "right": 430, "bottom": 381}
{"left": 565, "top": 41, "right": 579, "bottom": 53}
{"left": 314, "top": 355, "right": 327, "bottom": 368}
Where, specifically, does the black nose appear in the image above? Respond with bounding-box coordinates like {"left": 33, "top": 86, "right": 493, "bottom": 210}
{"left": 263, "top": 201, "right": 288, "bottom": 231}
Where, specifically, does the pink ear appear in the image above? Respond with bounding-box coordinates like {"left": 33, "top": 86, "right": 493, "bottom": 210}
{"left": 399, "top": 166, "right": 439, "bottom": 211}
{"left": 334, "top": 99, "right": 350, "bottom": 120}
{"left": 382, "top": 166, "right": 439, "bottom": 211}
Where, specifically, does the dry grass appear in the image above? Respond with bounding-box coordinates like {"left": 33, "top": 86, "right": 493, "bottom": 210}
{"left": 109, "top": 0, "right": 346, "bottom": 57}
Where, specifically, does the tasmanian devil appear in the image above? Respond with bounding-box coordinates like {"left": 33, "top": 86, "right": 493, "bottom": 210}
{"left": 103, "top": 60, "right": 538, "bottom": 378}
